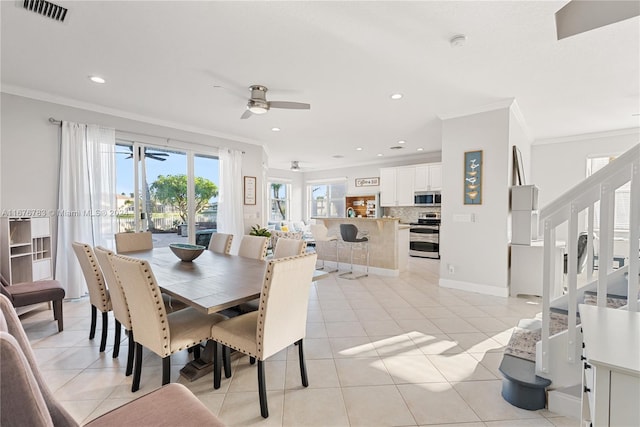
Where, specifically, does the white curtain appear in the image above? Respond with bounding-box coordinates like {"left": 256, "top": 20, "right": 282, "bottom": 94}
{"left": 56, "top": 122, "right": 116, "bottom": 298}
{"left": 217, "top": 148, "right": 245, "bottom": 254}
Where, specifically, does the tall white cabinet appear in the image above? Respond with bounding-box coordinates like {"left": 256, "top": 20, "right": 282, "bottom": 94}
{"left": 380, "top": 167, "right": 415, "bottom": 207}
{"left": 1, "top": 217, "right": 53, "bottom": 284}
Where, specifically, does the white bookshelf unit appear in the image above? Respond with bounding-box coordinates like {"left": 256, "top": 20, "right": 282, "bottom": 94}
{"left": 1, "top": 217, "right": 53, "bottom": 284}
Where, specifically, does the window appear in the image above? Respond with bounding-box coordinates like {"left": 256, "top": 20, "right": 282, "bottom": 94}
{"left": 307, "top": 180, "right": 347, "bottom": 218}
{"left": 587, "top": 156, "right": 630, "bottom": 230}
{"left": 269, "top": 181, "right": 290, "bottom": 222}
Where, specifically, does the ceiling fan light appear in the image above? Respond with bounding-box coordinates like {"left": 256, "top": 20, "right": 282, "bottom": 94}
{"left": 248, "top": 105, "right": 268, "bottom": 114}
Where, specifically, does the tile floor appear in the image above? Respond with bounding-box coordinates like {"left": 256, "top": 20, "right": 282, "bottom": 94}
{"left": 21, "top": 257, "right": 580, "bottom": 426}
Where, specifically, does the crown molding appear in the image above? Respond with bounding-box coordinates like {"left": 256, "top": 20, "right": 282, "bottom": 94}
{"left": 1, "top": 84, "right": 263, "bottom": 147}
{"left": 437, "top": 98, "right": 515, "bottom": 121}
{"left": 533, "top": 127, "right": 640, "bottom": 145}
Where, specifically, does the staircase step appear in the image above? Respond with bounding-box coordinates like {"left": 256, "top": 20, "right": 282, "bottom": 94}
{"left": 499, "top": 354, "right": 551, "bottom": 410}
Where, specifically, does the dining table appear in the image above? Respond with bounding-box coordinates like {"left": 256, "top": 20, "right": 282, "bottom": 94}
{"left": 125, "top": 247, "right": 329, "bottom": 380}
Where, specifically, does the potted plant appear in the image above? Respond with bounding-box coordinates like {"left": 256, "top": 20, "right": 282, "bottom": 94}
{"left": 249, "top": 224, "right": 271, "bottom": 238}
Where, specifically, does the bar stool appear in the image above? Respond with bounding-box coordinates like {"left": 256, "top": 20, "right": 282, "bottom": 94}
{"left": 339, "top": 224, "right": 369, "bottom": 279}
{"left": 310, "top": 224, "right": 339, "bottom": 272}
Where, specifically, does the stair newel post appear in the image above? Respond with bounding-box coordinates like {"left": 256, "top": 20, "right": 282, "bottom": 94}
{"left": 597, "top": 183, "right": 614, "bottom": 307}
{"left": 541, "top": 219, "right": 554, "bottom": 374}
{"left": 567, "top": 206, "right": 579, "bottom": 363}
{"left": 628, "top": 160, "right": 640, "bottom": 312}
{"left": 587, "top": 204, "right": 595, "bottom": 283}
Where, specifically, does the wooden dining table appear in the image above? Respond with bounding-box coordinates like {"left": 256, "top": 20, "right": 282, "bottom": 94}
{"left": 125, "top": 247, "right": 328, "bottom": 380}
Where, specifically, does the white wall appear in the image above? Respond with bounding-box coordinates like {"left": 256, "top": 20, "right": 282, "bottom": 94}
{"left": 531, "top": 130, "right": 639, "bottom": 208}
{"left": 439, "top": 106, "right": 514, "bottom": 297}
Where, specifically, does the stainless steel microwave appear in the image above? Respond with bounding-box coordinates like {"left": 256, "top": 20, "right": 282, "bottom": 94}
{"left": 414, "top": 192, "right": 441, "bottom": 206}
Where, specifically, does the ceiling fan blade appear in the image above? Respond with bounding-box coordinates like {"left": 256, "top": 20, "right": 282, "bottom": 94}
{"left": 269, "top": 101, "right": 311, "bottom": 110}
{"left": 240, "top": 109, "right": 253, "bottom": 119}
{"left": 555, "top": 0, "right": 640, "bottom": 40}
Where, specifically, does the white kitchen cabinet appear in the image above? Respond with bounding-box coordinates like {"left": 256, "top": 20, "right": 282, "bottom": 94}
{"left": 414, "top": 163, "right": 442, "bottom": 192}
{"left": 380, "top": 167, "right": 415, "bottom": 207}
{"left": 579, "top": 304, "right": 640, "bottom": 427}
{"left": 0, "top": 217, "right": 53, "bottom": 284}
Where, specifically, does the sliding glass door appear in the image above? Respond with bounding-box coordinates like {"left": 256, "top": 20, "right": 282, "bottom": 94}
{"left": 115, "top": 141, "right": 219, "bottom": 248}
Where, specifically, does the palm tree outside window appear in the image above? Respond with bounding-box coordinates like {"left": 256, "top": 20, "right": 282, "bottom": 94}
{"left": 269, "top": 182, "right": 290, "bottom": 222}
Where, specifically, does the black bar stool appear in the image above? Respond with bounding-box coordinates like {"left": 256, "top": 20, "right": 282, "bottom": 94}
{"left": 339, "top": 224, "right": 369, "bottom": 279}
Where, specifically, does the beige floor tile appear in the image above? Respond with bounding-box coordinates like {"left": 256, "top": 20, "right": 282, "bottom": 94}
{"left": 325, "top": 320, "right": 367, "bottom": 337}
{"left": 398, "top": 382, "right": 481, "bottom": 425}
{"left": 370, "top": 334, "right": 424, "bottom": 357}
{"left": 56, "top": 369, "right": 127, "bottom": 401}
{"left": 448, "top": 305, "right": 492, "bottom": 318}
{"left": 468, "top": 351, "right": 505, "bottom": 379}
{"left": 60, "top": 399, "right": 104, "bottom": 425}
{"left": 285, "top": 359, "right": 339, "bottom": 389}
{"left": 445, "top": 332, "right": 504, "bottom": 354}
{"left": 430, "top": 316, "right": 481, "bottom": 333}
{"left": 484, "top": 419, "right": 554, "bottom": 426}
{"left": 329, "top": 336, "right": 378, "bottom": 358}
{"left": 282, "top": 388, "right": 349, "bottom": 427}
{"left": 410, "top": 333, "right": 464, "bottom": 355}
{"left": 360, "top": 319, "right": 404, "bottom": 336}
{"left": 219, "top": 390, "right": 285, "bottom": 426}
{"left": 83, "top": 398, "right": 133, "bottom": 423}
{"left": 323, "top": 308, "right": 359, "bottom": 322}
{"left": 40, "top": 368, "right": 82, "bottom": 393}
{"left": 39, "top": 346, "right": 107, "bottom": 372}
{"left": 464, "top": 316, "right": 512, "bottom": 332}
{"left": 334, "top": 357, "right": 394, "bottom": 387}
{"left": 305, "top": 321, "right": 328, "bottom": 338}
{"left": 453, "top": 380, "right": 544, "bottom": 421}
{"left": 422, "top": 423, "right": 486, "bottom": 427}
{"left": 547, "top": 417, "right": 581, "bottom": 426}
{"left": 227, "top": 359, "right": 286, "bottom": 393}
{"left": 319, "top": 298, "right": 353, "bottom": 311}
{"left": 418, "top": 306, "right": 458, "bottom": 318}
{"left": 396, "top": 317, "right": 445, "bottom": 335}
{"left": 353, "top": 307, "right": 392, "bottom": 321}
{"left": 428, "top": 353, "right": 497, "bottom": 382}
{"left": 382, "top": 355, "right": 447, "bottom": 384}
{"left": 342, "top": 385, "right": 416, "bottom": 426}
{"left": 306, "top": 309, "right": 324, "bottom": 322}
{"left": 286, "top": 337, "right": 334, "bottom": 360}
{"left": 385, "top": 306, "right": 425, "bottom": 320}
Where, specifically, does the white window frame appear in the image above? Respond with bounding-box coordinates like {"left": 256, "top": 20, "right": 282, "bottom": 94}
{"left": 268, "top": 180, "right": 291, "bottom": 222}
{"left": 306, "top": 178, "right": 348, "bottom": 219}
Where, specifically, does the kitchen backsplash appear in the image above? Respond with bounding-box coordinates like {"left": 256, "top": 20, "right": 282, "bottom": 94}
{"left": 383, "top": 206, "right": 440, "bottom": 223}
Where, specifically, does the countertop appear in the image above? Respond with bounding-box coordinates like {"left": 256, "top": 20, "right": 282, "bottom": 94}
{"left": 312, "top": 217, "right": 400, "bottom": 222}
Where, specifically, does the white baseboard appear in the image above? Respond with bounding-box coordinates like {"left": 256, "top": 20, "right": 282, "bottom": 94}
{"left": 547, "top": 385, "right": 582, "bottom": 420}
{"left": 439, "top": 278, "right": 509, "bottom": 297}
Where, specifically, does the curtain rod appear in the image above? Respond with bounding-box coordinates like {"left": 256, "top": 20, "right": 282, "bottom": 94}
{"left": 47, "top": 117, "right": 244, "bottom": 154}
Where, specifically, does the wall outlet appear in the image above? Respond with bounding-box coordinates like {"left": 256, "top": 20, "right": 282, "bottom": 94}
{"left": 448, "top": 264, "right": 455, "bottom": 274}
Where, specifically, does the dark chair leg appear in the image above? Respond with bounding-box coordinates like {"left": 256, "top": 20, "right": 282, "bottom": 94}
{"left": 113, "top": 320, "right": 121, "bottom": 358}
{"left": 99, "top": 311, "right": 108, "bottom": 352}
{"left": 223, "top": 346, "right": 231, "bottom": 378}
{"left": 213, "top": 341, "right": 221, "bottom": 389}
{"left": 89, "top": 305, "right": 97, "bottom": 339}
{"left": 250, "top": 356, "right": 256, "bottom": 365}
{"left": 162, "top": 356, "right": 171, "bottom": 386}
{"left": 52, "top": 300, "right": 63, "bottom": 332}
{"left": 125, "top": 330, "right": 134, "bottom": 376}
{"left": 297, "top": 339, "right": 309, "bottom": 387}
{"left": 192, "top": 344, "right": 201, "bottom": 360}
{"left": 132, "top": 343, "right": 143, "bottom": 392}
{"left": 257, "top": 360, "right": 269, "bottom": 418}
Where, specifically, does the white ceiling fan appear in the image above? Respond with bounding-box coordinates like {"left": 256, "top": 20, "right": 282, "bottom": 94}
{"left": 241, "top": 85, "right": 310, "bottom": 119}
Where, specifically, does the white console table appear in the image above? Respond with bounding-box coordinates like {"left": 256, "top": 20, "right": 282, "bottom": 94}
{"left": 579, "top": 304, "right": 640, "bottom": 427}
{"left": 510, "top": 240, "right": 564, "bottom": 297}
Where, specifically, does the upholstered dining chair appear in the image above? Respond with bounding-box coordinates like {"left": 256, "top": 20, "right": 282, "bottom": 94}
{"left": 211, "top": 252, "right": 318, "bottom": 418}
{"left": 238, "top": 238, "right": 307, "bottom": 314}
{"left": 237, "top": 235, "right": 269, "bottom": 260}
{"left": 93, "top": 246, "right": 135, "bottom": 375}
{"left": 309, "top": 223, "right": 339, "bottom": 272}
{"left": 109, "top": 252, "right": 228, "bottom": 392}
{"left": 114, "top": 231, "right": 153, "bottom": 253}
{"left": 71, "top": 242, "right": 111, "bottom": 352}
{"left": 0, "top": 294, "right": 226, "bottom": 427}
{"left": 208, "top": 233, "right": 234, "bottom": 254}
{"left": 0, "top": 274, "right": 65, "bottom": 332}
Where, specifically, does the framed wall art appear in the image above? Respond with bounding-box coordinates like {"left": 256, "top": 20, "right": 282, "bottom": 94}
{"left": 355, "top": 177, "right": 379, "bottom": 187}
{"left": 464, "top": 150, "right": 483, "bottom": 205}
{"left": 243, "top": 176, "right": 256, "bottom": 205}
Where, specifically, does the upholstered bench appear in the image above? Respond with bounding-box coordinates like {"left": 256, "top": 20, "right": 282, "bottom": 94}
{"left": 0, "top": 276, "right": 65, "bottom": 332}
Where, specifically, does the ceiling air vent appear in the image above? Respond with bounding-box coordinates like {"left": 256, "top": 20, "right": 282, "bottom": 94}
{"left": 22, "top": 0, "right": 68, "bottom": 22}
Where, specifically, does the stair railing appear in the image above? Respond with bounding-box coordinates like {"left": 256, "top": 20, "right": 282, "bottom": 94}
{"left": 538, "top": 144, "right": 639, "bottom": 375}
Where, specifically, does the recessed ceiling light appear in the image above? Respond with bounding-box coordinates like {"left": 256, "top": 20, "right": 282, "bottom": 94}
{"left": 390, "top": 93, "right": 403, "bottom": 100}
{"left": 89, "top": 76, "right": 106, "bottom": 84}
{"left": 356, "top": 147, "right": 363, "bottom": 151}
{"left": 332, "top": 155, "right": 344, "bottom": 159}
{"left": 377, "top": 153, "right": 383, "bottom": 157}
{"left": 398, "top": 140, "right": 406, "bottom": 144}
{"left": 417, "top": 148, "right": 424, "bottom": 151}
{"left": 271, "top": 127, "right": 281, "bottom": 132}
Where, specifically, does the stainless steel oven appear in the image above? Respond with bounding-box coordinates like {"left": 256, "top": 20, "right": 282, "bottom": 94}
{"left": 409, "top": 214, "right": 440, "bottom": 259}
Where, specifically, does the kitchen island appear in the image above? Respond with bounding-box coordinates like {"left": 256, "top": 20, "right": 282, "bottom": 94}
{"left": 312, "top": 217, "right": 409, "bottom": 276}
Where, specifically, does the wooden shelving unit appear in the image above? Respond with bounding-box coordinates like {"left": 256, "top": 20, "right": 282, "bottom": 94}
{"left": 1, "top": 217, "right": 53, "bottom": 284}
